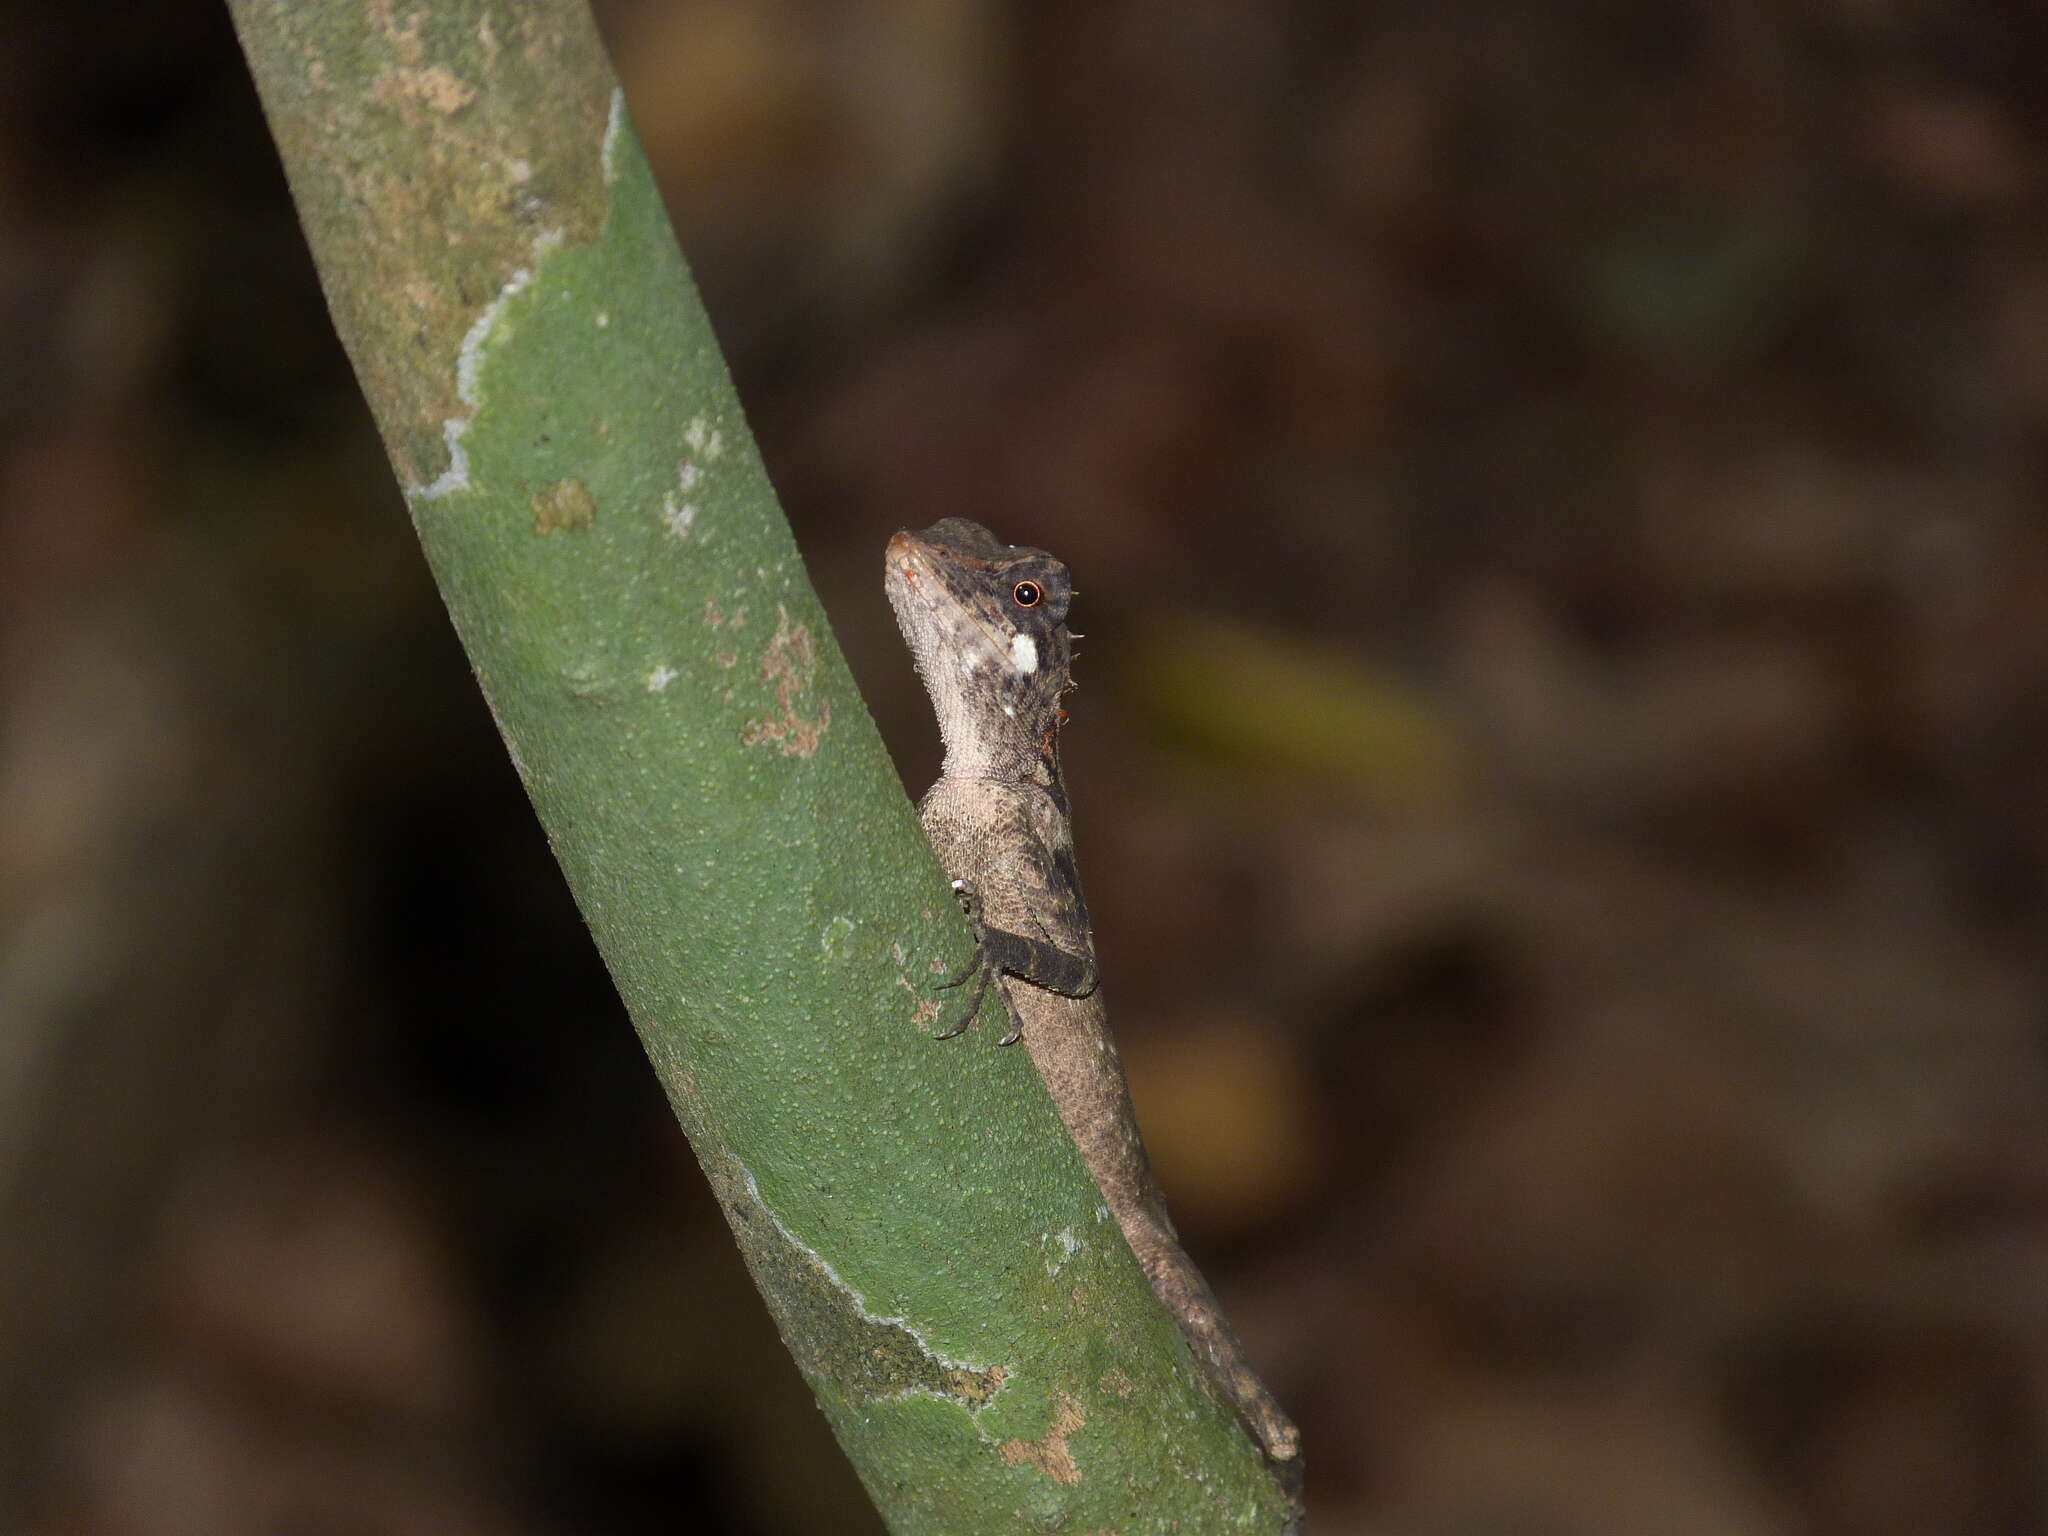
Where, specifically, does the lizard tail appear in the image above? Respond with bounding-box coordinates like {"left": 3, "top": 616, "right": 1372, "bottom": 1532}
{"left": 1123, "top": 1205, "right": 1304, "bottom": 1474}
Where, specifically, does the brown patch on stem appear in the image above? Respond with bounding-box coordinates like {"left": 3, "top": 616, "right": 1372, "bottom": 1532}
{"left": 739, "top": 604, "right": 830, "bottom": 756}
{"left": 999, "top": 1392, "right": 1085, "bottom": 1485}
{"left": 895, "top": 973, "right": 942, "bottom": 1026}
{"left": 948, "top": 1364, "right": 1007, "bottom": 1408}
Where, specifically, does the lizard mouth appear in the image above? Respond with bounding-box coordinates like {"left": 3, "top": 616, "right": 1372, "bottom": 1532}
{"left": 886, "top": 530, "right": 935, "bottom": 581}
{"left": 886, "top": 533, "right": 962, "bottom": 618}
{"left": 885, "top": 532, "right": 1015, "bottom": 662}
{"left": 885, "top": 533, "right": 936, "bottom": 608}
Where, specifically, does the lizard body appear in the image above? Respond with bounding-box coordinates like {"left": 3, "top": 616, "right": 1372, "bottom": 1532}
{"left": 885, "top": 519, "right": 1303, "bottom": 1485}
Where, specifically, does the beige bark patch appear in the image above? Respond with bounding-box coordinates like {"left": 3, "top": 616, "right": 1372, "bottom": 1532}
{"left": 530, "top": 478, "right": 596, "bottom": 534}
{"left": 999, "top": 1392, "right": 1085, "bottom": 1484}
{"left": 239, "top": 2, "right": 613, "bottom": 492}
{"left": 374, "top": 63, "right": 476, "bottom": 119}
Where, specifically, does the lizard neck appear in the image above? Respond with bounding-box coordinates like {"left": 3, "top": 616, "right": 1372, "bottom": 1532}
{"left": 932, "top": 672, "right": 1065, "bottom": 790}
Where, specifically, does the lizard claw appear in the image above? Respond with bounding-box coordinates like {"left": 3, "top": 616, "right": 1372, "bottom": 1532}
{"left": 994, "top": 983, "right": 1024, "bottom": 1047}
{"left": 933, "top": 963, "right": 990, "bottom": 1040}
{"left": 932, "top": 879, "right": 1024, "bottom": 1043}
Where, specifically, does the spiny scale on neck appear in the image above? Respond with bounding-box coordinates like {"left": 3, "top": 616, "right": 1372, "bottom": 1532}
{"left": 883, "top": 518, "right": 1075, "bottom": 786}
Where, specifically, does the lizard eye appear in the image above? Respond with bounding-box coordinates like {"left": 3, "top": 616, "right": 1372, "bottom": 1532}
{"left": 1012, "top": 580, "right": 1043, "bottom": 608}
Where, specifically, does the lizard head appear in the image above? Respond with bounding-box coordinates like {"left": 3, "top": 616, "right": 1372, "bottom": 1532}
{"left": 886, "top": 518, "right": 1074, "bottom": 772}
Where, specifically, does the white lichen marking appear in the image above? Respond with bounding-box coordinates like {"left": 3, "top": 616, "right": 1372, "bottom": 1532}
{"left": 601, "top": 85, "right": 626, "bottom": 183}
{"left": 735, "top": 1162, "right": 993, "bottom": 1378}
{"left": 595, "top": 311, "right": 609, "bottom": 329}
{"left": 413, "top": 228, "right": 565, "bottom": 502}
{"left": 1010, "top": 633, "right": 1039, "bottom": 674}
{"left": 684, "top": 415, "right": 726, "bottom": 460}
{"left": 1043, "top": 1227, "right": 1083, "bottom": 1276}
{"left": 646, "top": 666, "right": 678, "bottom": 693}
{"left": 660, "top": 458, "right": 704, "bottom": 539}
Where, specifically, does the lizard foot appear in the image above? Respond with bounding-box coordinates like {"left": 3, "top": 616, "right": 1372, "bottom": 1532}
{"left": 933, "top": 962, "right": 990, "bottom": 1040}
{"left": 935, "top": 962, "right": 1026, "bottom": 1045}
{"left": 933, "top": 881, "right": 1026, "bottom": 1045}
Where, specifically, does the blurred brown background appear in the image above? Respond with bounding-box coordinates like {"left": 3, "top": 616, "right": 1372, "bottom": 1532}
{"left": 5, "top": 2, "right": 2047, "bottom": 1532}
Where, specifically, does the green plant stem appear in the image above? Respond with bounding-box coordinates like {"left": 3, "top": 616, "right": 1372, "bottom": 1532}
{"left": 226, "top": 2, "right": 1295, "bottom": 1529}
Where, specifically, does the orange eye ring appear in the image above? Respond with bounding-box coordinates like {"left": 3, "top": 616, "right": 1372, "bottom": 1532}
{"left": 1012, "top": 580, "right": 1043, "bottom": 607}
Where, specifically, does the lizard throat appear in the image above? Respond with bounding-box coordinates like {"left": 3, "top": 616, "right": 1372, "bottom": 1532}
{"left": 927, "top": 661, "right": 1064, "bottom": 784}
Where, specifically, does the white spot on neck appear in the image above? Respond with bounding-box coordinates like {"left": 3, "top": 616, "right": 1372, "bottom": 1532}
{"left": 1010, "top": 633, "right": 1038, "bottom": 674}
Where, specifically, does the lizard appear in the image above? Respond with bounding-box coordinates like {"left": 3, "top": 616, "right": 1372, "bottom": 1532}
{"left": 885, "top": 517, "right": 1305, "bottom": 1495}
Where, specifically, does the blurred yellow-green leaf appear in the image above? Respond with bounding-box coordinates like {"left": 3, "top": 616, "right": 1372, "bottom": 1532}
{"left": 1128, "top": 615, "right": 1466, "bottom": 801}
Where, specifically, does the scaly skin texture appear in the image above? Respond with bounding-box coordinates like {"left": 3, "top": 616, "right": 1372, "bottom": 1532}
{"left": 885, "top": 519, "right": 1304, "bottom": 1493}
